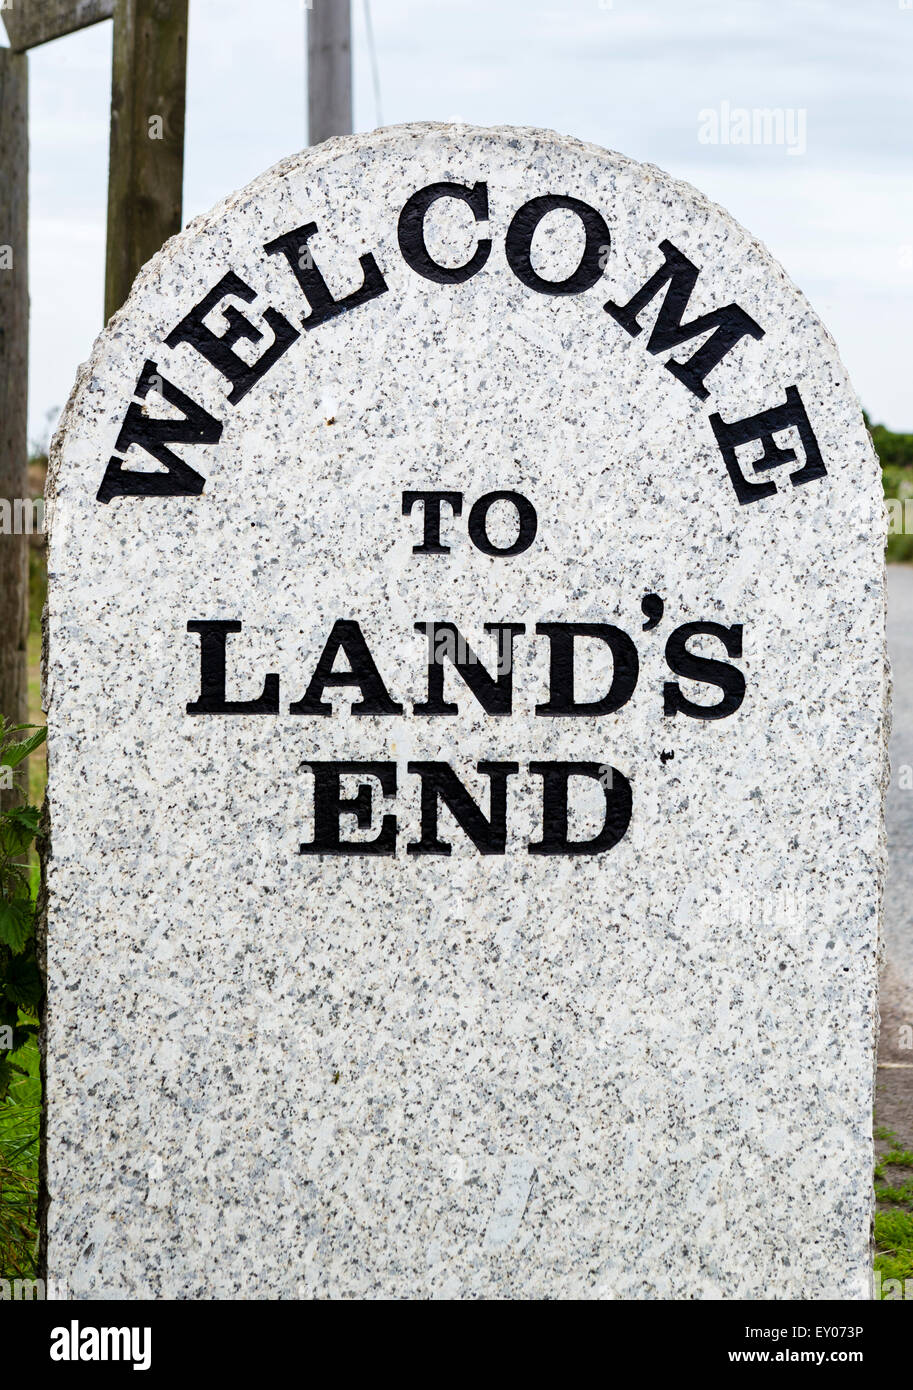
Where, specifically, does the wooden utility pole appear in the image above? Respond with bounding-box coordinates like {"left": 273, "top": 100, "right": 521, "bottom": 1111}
{"left": 308, "top": 0, "right": 352, "bottom": 145}
{"left": 0, "top": 48, "right": 30, "bottom": 751}
{"left": 104, "top": 0, "right": 189, "bottom": 321}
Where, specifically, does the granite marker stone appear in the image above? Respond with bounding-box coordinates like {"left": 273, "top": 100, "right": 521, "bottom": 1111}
{"left": 44, "top": 124, "right": 888, "bottom": 1299}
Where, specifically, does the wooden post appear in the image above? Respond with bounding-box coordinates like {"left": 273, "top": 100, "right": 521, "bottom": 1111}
{"left": 104, "top": 0, "right": 188, "bottom": 322}
{"left": 1, "top": 0, "right": 113, "bottom": 52}
{"left": 0, "top": 3, "right": 118, "bottom": 804}
{"left": 308, "top": 0, "right": 352, "bottom": 145}
{"left": 0, "top": 49, "right": 30, "bottom": 756}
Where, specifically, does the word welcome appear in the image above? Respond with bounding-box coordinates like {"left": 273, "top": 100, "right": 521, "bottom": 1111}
{"left": 95, "top": 179, "right": 827, "bottom": 508}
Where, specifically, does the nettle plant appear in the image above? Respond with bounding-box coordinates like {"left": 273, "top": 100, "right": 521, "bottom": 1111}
{"left": 0, "top": 720, "right": 46, "bottom": 1101}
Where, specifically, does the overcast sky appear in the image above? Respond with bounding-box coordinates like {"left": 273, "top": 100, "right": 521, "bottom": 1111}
{"left": 6, "top": 0, "right": 912, "bottom": 446}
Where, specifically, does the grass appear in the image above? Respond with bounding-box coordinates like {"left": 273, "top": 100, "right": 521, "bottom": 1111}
{"left": 0, "top": 1036, "right": 40, "bottom": 1279}
{"left": 873, "top": 1133, "right": 913, "bottom": 1293}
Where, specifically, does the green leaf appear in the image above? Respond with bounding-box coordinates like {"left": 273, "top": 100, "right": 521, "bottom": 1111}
{"left": 0, "top": 804, "right": 41, "bottom": 859}
{"left": 5, "top": 805, "right": 40, "bottom": 836}
{"left": 0, "top": 899, "right": 34, "bottom": 954}
{"left": 1, "top": 725, "right": 47, "bottom": 770}
{"left": 4, "top": 957, "right": 42, "bottom": 1009}
{"left": 0, "top": 865, "right": 31, "bottom": 899}
{"left": 0, "top": 822, "right": 36, "bottom": 859}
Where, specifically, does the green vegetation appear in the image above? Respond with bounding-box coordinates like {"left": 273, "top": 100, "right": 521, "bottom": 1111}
{"left": 0, "top": 721, "right": 46, "bottom": 1093}
{"left": 27, "top": 456, "right": 47, "bottom": 808}
{"left": 0, "top": 718, "right": 45, "bottom": 1279}
{"left": 0, "top": 1036, "right": 39, "bottom": 1279}
{"left": 868, "top": 417, "right": 913, "bottom": 472}
{"left": 874, "top": 1133, "right": 913, "bottom": 1294}
{"left": 0, "top": 461, "right": 47, "bottom": 1280}
{"left": 869, "top": 414, "right": 913, "bottom": 563}
{"left": 876, "top": 1147, "right": 913, "bottom": 1177}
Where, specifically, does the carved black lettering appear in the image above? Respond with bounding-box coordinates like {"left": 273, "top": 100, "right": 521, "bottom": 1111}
{"left": 663, "top": 621, "right": 745, "bottom": 719}
{"left": 605, "top": 239, "right": 764, "bottom": 400}
{"left": 186, "top": 620, "right": 279, "bottom": 714}
{"left": 535, "top": 623, "right": 639, "bottom": 715}
{"left": 413, "top": 622, "right": 525, "bottom": 715}
{"left": 290, "top": 620, "right": 403, "bottom": 716}
{"left": 406, "top": 761, "right": 519, "bottom": 855}
{"left": 96, "top": 360, "right": 223, "bottom": 503}
{"left": 505, "top": 194, "right": 610, "bottom": 296}
{"left": 467, "top": 491, "right": 537, "bottom": 556}
{"left": 264, "top": 223, "right": 387, "bottom": 328}
{"left": 528, "top": 762, "right": 632, "bottom": 855}
{"left": 708, "top": 385, "right": 827, "bottom": 504}
{"left": 165, "top": 271, "right": 299, "bottom": 405}
{"left": 299, "top": 761, "right": 397, "bottom": 855}
{"left": 401, "top": 490, "right": 464, "bottom": 553}
{"left": 398, "top": 181, "right": 491, "bottom": 284}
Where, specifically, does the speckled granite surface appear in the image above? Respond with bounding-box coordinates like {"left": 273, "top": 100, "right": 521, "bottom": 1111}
{"left": 44, "top": 124, "right": 887, "bottom": 1299}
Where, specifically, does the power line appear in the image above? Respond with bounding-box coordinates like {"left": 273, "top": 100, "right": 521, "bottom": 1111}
{"left": 363, "top": 0, "right": 383, "bottom": 128}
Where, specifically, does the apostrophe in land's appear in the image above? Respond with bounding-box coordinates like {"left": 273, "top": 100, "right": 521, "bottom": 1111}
{"left": 641, "top": 593, "right": 664, "bottom": 630}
